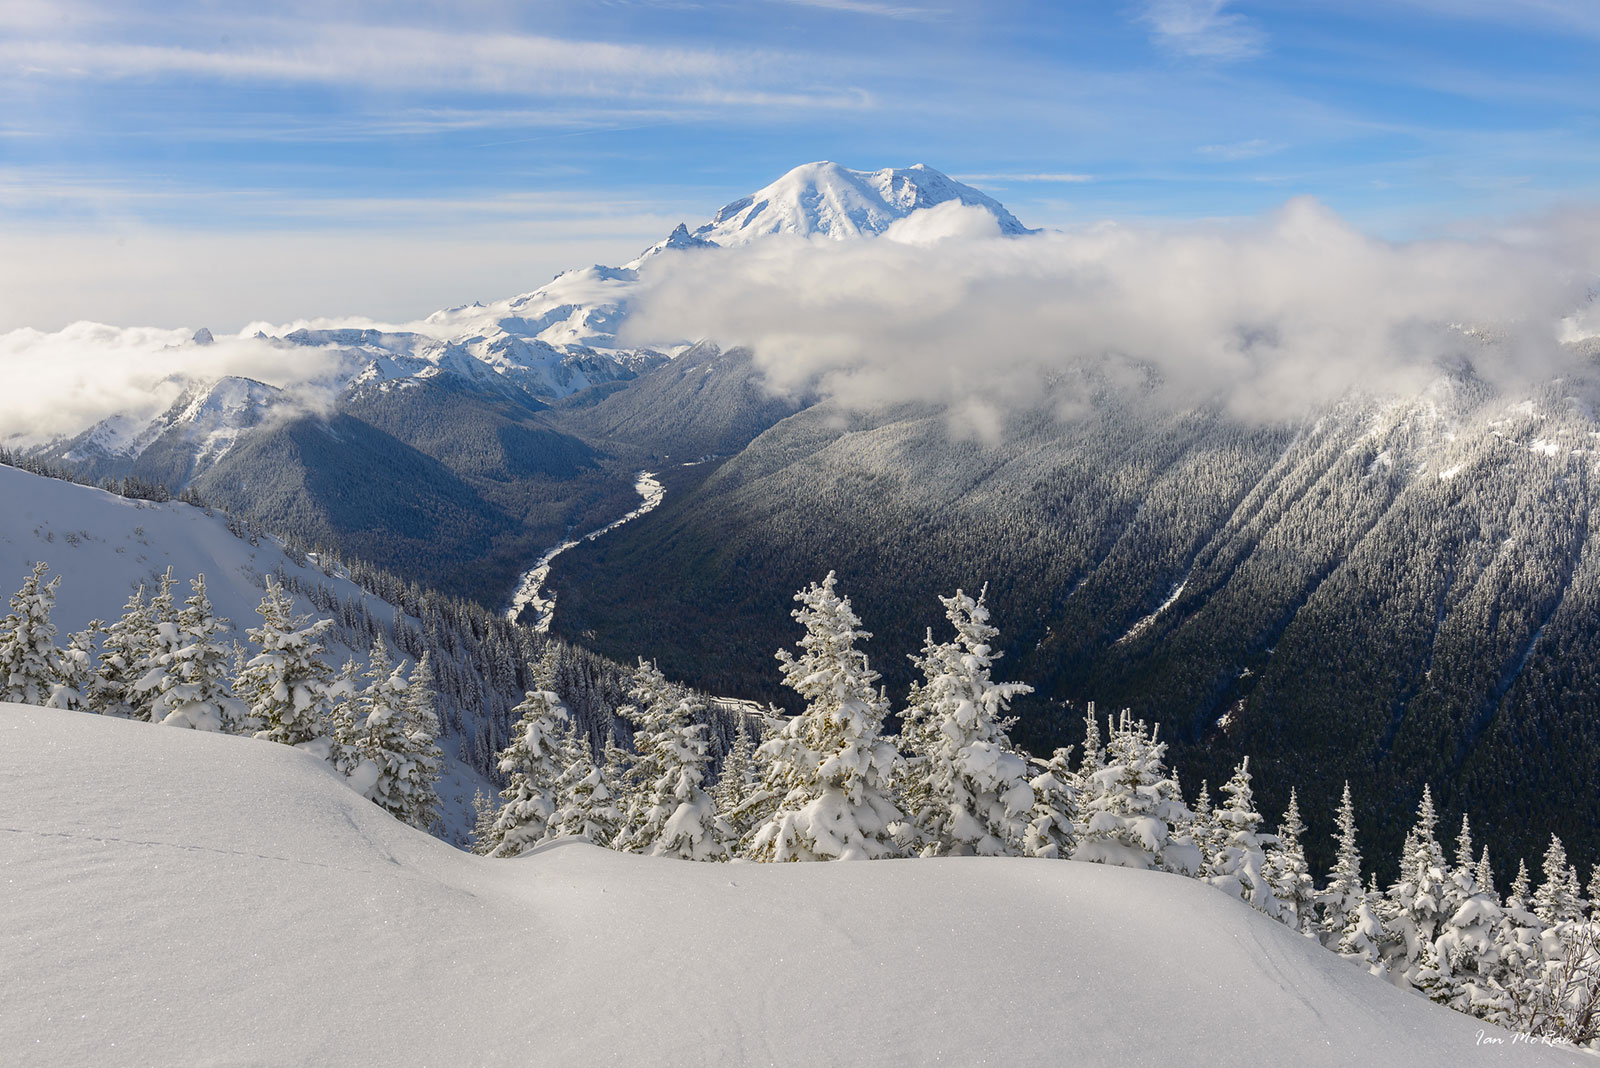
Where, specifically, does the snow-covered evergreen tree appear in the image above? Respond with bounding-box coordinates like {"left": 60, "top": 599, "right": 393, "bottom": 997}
{"left": 552, "top": 722, "right": 624, "bottom": 846}
{"left": 1429, "top": 814, "right": 1504, "bottom": 1016}
{"left": 469, "top": 789, "right": 500, "bottom": 856}
{"left": 616, "top": 667, "right": 733, "bottom": 861}
{"left": 1071, "top": 712, "right": 1197, "bottom": 874}
{"left": 712, "top": 713, "right": 763, "bottom": 834}
{"left": 1477, "top": 846, "right": 1498, "bottom": 901}
{"left": 1317, "top": 782, "right": 1364, "bottom": 949}
{"left": 484, "top": 661, "right": 571, "bottom": 857}
{"left": 1382, "top": 785, "right": 1449, "bottom": 989}
{"left": 339, "top": 637, "right": 431, "bottom": 826}
{"left": 148, "top": 575, "right": 242, "bottom": 731}
{"left": 1206, "top": 757, "right": 1280, "bottom": 919}
{"left": 91, "top": 586, "right": 157, "bottom": 717}
{"left": 897, "top": 587, "right": 1034, "bottom": 857}
{"left": 47, "top": 622, "right": 99, "bottom": 710}
{"left": 1264, "top": 788, "right": 1316, "bottom": 935}
{"left": 1188, "top": 780, "right": 1224, "bottom": 879}
{"left": 746, "top": 573, "right": 903, "bottom": 862}
{"left": 398, "top": 651, "right": 443, "bottom": 831}
{"left": 0, "top": 562, "right": 66, "bottom": 707}
{"left": 1533, "top": 836, "right": 1585, "bottom": 927}
{"left": 1489, "top": 860, "right": 1544, "bottom": 1025}
{"left": 234, "top": 577, "right": 336, "bottom": 752}
{"left": 1021, "top": 746, "right": 1077, "bottom": 859}
{"left": 1339, "top": 894, "right": 1390, "bottom": 977}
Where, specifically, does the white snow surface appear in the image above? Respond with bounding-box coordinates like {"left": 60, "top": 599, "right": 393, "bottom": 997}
{"left": 3, "top": 704, "right": 1579, "bottom": 1068}
{"left": 0, "top": 463, "right": 375, "bottom": 641}
{"left": 0, "top": 463, "right": 491, "bottom": 835}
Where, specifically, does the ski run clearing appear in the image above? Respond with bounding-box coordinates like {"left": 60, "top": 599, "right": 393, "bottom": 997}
{"left": 3, "top": 705, "right": 1581, "bottom": 1068}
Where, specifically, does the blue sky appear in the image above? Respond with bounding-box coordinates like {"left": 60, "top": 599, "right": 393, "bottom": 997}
{"left": 2, "top": 0, "right": 1597, "bottom": 330}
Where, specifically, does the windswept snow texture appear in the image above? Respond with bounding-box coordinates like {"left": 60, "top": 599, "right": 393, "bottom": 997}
{"left": 2, "top": 706, "right": 1578, "bottom": 1068}
{"left": 692, "top": 161, "right": 1033, "bottom": 244}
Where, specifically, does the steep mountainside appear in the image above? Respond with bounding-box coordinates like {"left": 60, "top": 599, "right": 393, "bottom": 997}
{"left": 546, "top": 367, "right": 1600, "bottom": 881}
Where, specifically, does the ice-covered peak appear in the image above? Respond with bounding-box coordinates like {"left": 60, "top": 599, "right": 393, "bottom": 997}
{"left": 691, "top": 161, "right": 1032, "bottom": 246}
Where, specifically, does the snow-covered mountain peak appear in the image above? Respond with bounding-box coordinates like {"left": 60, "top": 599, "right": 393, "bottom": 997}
{"left": 690, "top": 161, "right": 1033, "bottom": 246}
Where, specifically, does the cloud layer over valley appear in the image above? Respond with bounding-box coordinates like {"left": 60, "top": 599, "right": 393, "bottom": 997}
{"left": 3, "top": 197, "right": 1598, "bottom": 447}
{"left": 623, "top": 199, "right": 1600, "bottom": 432}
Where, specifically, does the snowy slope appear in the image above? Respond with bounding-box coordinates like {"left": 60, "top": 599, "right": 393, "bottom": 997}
{"left": 0, "top": 463, "right": 375, "bottom": 639}
{"left": 2, "top": 704, "right": 1577, "bottom": 1068}
{"left": 0, "top": 463, "right": 491, "bottom": 831}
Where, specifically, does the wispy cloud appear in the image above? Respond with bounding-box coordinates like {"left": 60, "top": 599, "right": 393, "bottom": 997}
{"left": 0, "top": 21, "right": 864, "bottom": 109}
{"left": 955, "top": 173, "right": 1095, "bottom": 184}
{"left": 625, "top": 199, "right": 1600, "bottom": 431}
{"left": 1140, "top": 0, "right": 1266, "bottom": 60}
{"left": 1389, "top": 0, "right": 1600, "bottom": 39}
{"left": 776, "top": 0, "right": 942, "bottom": 18}
{"left": 1197, "top": 139, "right": 1283, "bottom": 160}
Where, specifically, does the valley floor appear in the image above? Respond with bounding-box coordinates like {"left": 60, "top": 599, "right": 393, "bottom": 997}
{"left": 1, "top": 704, "right": 1580, "bottom": 1067}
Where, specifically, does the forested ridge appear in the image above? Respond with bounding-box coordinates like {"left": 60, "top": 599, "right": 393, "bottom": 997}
{"left": 547, "top": 363, "right": 1600, "bottom": 882}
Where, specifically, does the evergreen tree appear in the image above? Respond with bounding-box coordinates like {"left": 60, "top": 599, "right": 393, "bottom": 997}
{"left": 746, "top": 573, "right": 903, "bottom": 862}
{"left": 484, "top": 663, "right": 571, "bottom": 857}
{"left": 92, "top": 586, "right": 156, "bottom": 717}
{"left": 712, "top": 714, "right": 762, "bottom": 835}
{"left": 552, "top": 722, "right": 624, "bottom": 846}
{"left": 1429, "top": 814, "right": 1505, "bottom": 1016}
{"left": 1533, "top": 836, "right": 1585, "bottom": 927}
{"left": 1206, "top": 757, "right": 1281, "bottom": 919}
{"left": 148, "top": 575, "right": 241, "bottom": 731}
{"left": 0, "top": 562, "right": 66, "bottom": 707}
{"left": 342, "top": 637, "right": 428, "bottom": 826}
{"left": 1339, "top": 893, "right": 1390, "bottom": 977}
{"left": 1189, "top": 780, "right": 1224, "bottom": 879}
{"left": 1318, "top": 782, "right": 1364, "bottom": 949}
{"left": 1079, "top": 701, "right": 1104, "bottom": 776}
{"left": 1264, "top": 788, "right": 1316, "bottom": 935}
{"left": 469, "top": 789, "right": 500, "bottom": 856}
{"left": 126, "top": 568, "right": 181, "bottom": 721}
{"left": 1071, "top": 712, "right": 1197, "bottom": 874}
{"left": 1382, "top": 785, "right": 1449, "bottom": 989}
{"left": 234, "top": 577, "right": 336, "bottom": 752}
{"left": 47, "top": 623, "right": 100, "bottom": 710}
{"left": 897, "top": 587, "right": 1034, "bottom": 857}
{"left": 399, "top": 651, "right": 444, "bottom": 831}
{"left": 616, "top": 671, "right": 733, "bottom": 861}
{"left": 1021, "top": 746, "right": 1077, "bottom": 859}
{"left": 1477, "top": 847, "right": 1498, "bottom": 901}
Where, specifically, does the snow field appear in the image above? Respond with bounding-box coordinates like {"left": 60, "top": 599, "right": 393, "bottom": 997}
{"left": 2, "top": 704, "right": 1582, "bottom": 1068}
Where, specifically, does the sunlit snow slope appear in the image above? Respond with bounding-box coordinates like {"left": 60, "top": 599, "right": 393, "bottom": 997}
{"left": 0, "top": 463, "right": 381, "bottom": 639}
{"left": 2, "top": 705, "right": 1577, "bottom": 1068}
{"left": 0, "top": 464, "right": 490, "bottom": 835}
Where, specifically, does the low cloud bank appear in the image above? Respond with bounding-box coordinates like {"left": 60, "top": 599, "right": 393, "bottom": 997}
{"left": 0, "top": 323, "right": 352, "bottom": 446}
{"left": 624, "top": 198, "right": 1600, "bottom": 428}
{"left": 4, "top": 198, "right": 1597, "bottom": 447}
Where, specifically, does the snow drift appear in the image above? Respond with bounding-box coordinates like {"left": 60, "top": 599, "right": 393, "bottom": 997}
{"left": 2, "top": 704, "right": 1581, "bottom": 1067}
